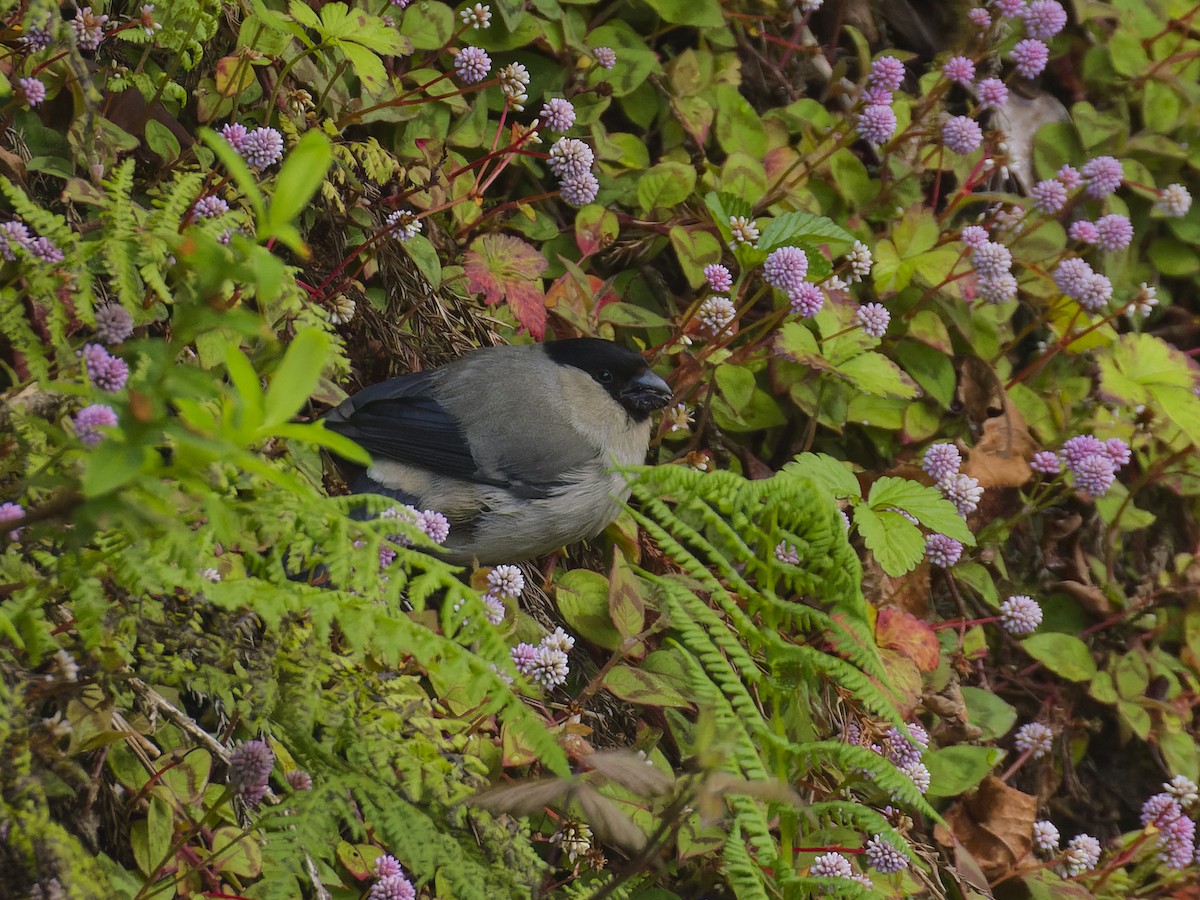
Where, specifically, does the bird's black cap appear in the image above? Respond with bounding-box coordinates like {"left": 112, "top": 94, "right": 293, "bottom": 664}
{"left": 544, "top": 338, "right": 672, "bottom": 420}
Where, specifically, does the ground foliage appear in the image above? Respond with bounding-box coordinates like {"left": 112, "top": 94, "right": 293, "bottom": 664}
{"left": 0, "top": 0, "right": 1199, "bottom": 897}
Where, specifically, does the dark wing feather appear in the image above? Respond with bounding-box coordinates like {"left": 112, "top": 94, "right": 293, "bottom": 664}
{"left": 322, "top": 371, "right": 478, "bottom": 480}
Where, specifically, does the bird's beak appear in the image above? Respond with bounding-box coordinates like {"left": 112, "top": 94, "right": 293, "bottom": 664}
{"left": 621, "top": 370, "right": 673, "bottom": 413}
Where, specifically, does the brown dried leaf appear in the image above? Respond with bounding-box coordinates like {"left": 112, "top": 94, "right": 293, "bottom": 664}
{"left": 938, "top": 775, "right": 1036, "bottom": 881}
{"left": 582, "top": 750, "right": 674, "bottom": 797}
{"left": 962, "top": 406, "right": 1035, "bottom": 490}
{"left": 956, "top": 357, "right": 1006, "bottom": 428}
{"left": 468, "top": 778, "right": 571, "bottom": 816}
{"left": 703, "top": 772, "right": 805, "bottom": 807}
{"left": 574, "top": 785, "right": 649, "bottom": 855}
{"left": 930, "top": 829, "right": 997, "bottom": 899}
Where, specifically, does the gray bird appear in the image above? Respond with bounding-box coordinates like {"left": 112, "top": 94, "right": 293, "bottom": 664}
{"left": 323, "top": 338, "right": 673, "bottom": 565}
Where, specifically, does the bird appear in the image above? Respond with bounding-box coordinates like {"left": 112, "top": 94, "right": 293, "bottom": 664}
{"left": 322, "top": 338, "right": 673, "bottom": 565}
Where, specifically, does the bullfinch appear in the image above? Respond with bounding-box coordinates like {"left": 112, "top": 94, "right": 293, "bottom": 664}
{"left": 323, "top": 338, "right": 673, "bottom": 564}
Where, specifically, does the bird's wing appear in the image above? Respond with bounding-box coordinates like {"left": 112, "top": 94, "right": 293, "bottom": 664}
{"left": 322, "top": 371, "right": 479, "bottom": 480}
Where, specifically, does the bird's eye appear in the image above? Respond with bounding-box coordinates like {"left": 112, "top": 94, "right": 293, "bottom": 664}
{"left": 598, "top": 369, "right": 614, "bottom": 384}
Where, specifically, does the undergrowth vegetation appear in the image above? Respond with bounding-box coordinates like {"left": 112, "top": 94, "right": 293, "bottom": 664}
{"left": 1, "top": 0, "right": 1199, "bottom": 897}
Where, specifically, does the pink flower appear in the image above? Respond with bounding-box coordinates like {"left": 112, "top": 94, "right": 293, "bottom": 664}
{"left": 1022, "top": 0, "right": 1067, "bottom": 39}
{"left": 1011, "top": 38, "right": 1049, "bottom": 78}
{"left": 1094, "top": 213, "right": 1133, "bottom": 250}
{"left": 454, "top": 46, "right": 491, "bottom": 84}
{"left": 942, "top": 56, "right": 976, "bottom": 85}
{"left": 73, "top": 404, "right": 118, "bottom": 446}
{"left": 977, "top": 77, "right": 1008, "bottom": 108}
{"left": 943, "top": 116, "right": 983, "bottom": 154}
{"left": 856, "top": 104, "right": 896, "bottom": 144}
{"left": 867, "top": 56, "right": 906, "bottom": 92}
{"left": 704, "top": 264, "right": 733, "bottom": 292}
{"left": 788, "top": 283, "right": 824, "bottom": 318}
{"left": 538, "top": 97, "right": 575, "bottom": 132}
{"left": 856, "top": 302, "right": 890, "bottom": 338}
{"left": 1080, "top": 155, "right": 1123, "bottom": 198}
{"left": 592, "top": 47, "right": 617, "bottom": 69}
{"left": 762, "top": 246, "right": 808, "bottom": 292}
{"left": 1067, "top": 220, "right": 1098, "bottom": 243}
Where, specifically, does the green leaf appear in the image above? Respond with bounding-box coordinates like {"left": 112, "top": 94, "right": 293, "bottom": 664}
{"left": 708, "top": 389, "right": 785, "bottom": 432}
{"left": 924, "top": 745, "right": 1004, "bottom": 799}
{"left": 1089, "top": 671, "right": 1117, "bottom": 704}
{"left": 224, "top": 344, "right": 264, "bottom": 436}
{"left": 556, "top": 569, "right": 621, "bottom": 651}
{"left": 288, "top": 0, "right": 321, "bottom": 28}
{"left": 853, "top": 506, "right": 925, "bottom": 577}
{"left": 271, "top": 422, "right": 372, "bottom": 465}
{"left": 715, "top": 364, "right": 755, "bottom": 412}
{"left": 775, "top": 321, "right": 820, "bottom": 365}
{"left": 211, "top": 824, "right": 263, "bottom": 878}
{"left": 703, "top": 190, "right": 752, "bottom": 234}
{"left": 1108, "top": 26, "right": 1150, "bottom": 77}
{"left": 637, "top": 162, "right": 696, "bottom": 213}
{"left": 1114, "top": 651, "right": 1149, "bottom": 699}
{"left": 894, "top": 341, "right": 955, "bottom": 408}
{"left": 669, "top": 226, "right": 721, "bottom": 288}
{"left": 1118, "top": 699, "right": 1151, "bottom": 739}
{"left": 1022, "top": 633, "right": 1096, "bottom": 682}
{"left": 338, "top": 40, "right": 388, "bottom": 96}
{"left": 82, "top": 441, "right": 149, "bottom": 498}
{"left": 782, "top": 453, "right": 861, "bottom": 499}
{"left": 960, "top": 686, "right": 1017, "bottom": 742}
{"left": 833, "top": 352, "right": 918, "bottom": 399}
{"left": 603, "top": 663, "right": 693, "bottom": 708}
{"left": 828, "top": 149, "right": 877, "bottom": 207}
{"left": 398, "top": 0, "right": 455, "bottom": 49}
{"left": 866, "top": 477, "right": 973, "bottom": 543}
{"left": 264, "top": 130, "right": 333, "bottom": 250}
{"left": 757, "top": 210, "right": 855, "bottom": 255}
{"left": 643, "top": 0, "right": 724, "bottom": 27}
{"left": 598, "top": 302, "right": 672, "bottom": 329}
{"left": 714, "top": 84, "right": 767, "bottom": 158}
{"left": 144, "top": 120, "right": 181, "bottom": 162}
{"left": 1160, "top": 725, "right": 1200, "bottom": 782}
{"left": 401, "top": 233, "right": 442, "bottom": 290}
{"left": 718, "top": 151, "right": 767, "bottom": 200}
{"left": 266, "top": 340, "right": 326, "bottom": 423}
{"left": 1098, "top": 333, "right": 1200, "bottom": 445}
{"left": 608, "top": 555, "right": 645, "bottom": 640}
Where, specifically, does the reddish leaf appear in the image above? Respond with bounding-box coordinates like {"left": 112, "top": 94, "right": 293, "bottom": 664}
{"left": 464, "top": 234, "right": 549, "bottom": 337}
{"left": 876, "top": 607, "right": 940, "bottom": 672}
{"left": 575, "top": 204, "right": 619, "bottom": 257}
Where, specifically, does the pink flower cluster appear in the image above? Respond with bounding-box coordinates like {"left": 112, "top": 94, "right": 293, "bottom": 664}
{"left": 1049, "top": 434, "right": 1130, "bottom": 495}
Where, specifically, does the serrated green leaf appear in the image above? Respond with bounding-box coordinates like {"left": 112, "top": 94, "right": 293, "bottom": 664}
{"left": 782, "top": 453, "right": 861, "bottom": 499}
{"left": 853, "top": 506, "right": 924, "bottom": 576}
{"left": 866, "top": 477, "right": 973, "bottom": 543}
{"left": 757, "top": 210, "right": 855, "bottom": 255}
